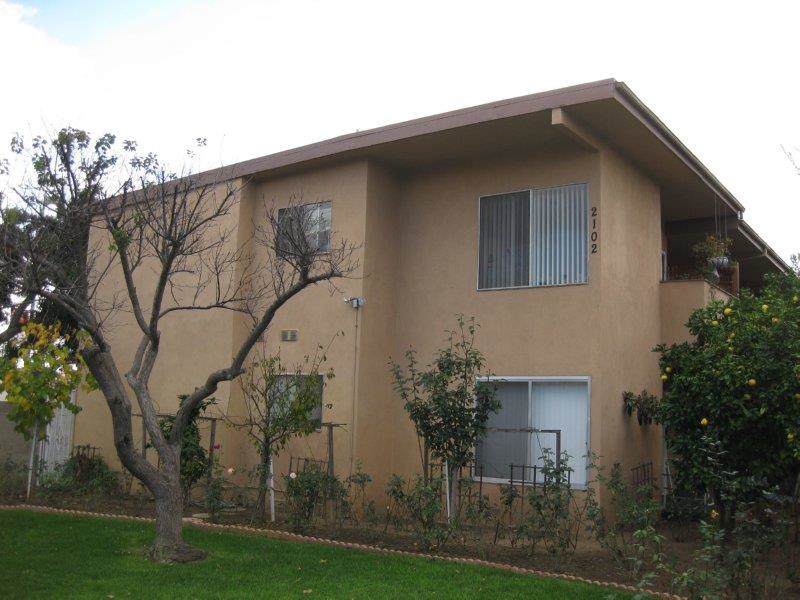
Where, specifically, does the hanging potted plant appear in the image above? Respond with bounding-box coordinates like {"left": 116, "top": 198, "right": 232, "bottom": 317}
{"left": 692, "top": 234, "right": 733, "bottom": 279}
{"left": 623, "top": 390, "right": 659, "bottom": 426}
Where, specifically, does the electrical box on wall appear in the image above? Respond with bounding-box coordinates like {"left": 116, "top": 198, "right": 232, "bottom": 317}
{"left": 280, "top": 329, "right": 298, "bottom": 342}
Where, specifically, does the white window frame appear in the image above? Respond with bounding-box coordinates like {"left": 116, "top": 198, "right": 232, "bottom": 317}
{"left": 476, "top": 182, "right": 590, "bottom": 291}
{"left": 474, "top": 375, "right": 591, "bottom": 489}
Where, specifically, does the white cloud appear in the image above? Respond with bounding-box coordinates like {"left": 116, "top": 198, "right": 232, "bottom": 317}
{"left": 1, "top": 0, "right": 799, "bottom": 259}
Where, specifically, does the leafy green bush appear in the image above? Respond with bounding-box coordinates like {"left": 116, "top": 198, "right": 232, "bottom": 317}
{"left": 584, "top": 456, "right": 662, "bottom": 582}
{"left": 205, "top": 456, "right": 225, "bottom": 523}
{"left": 390, "top": 316, "right": 499, "bottom": 516}
{"left": 455, "top": 475, "right": 493, "bottom": 553}
{"left": 491, "top": 483, "right": 519, "bottom": 545}
{"left": 0, "top": 456, "right": 27, "bottom": 499}
{"left": 156, "top": 395, "right": 215, "bottom": 503}
{"left": 659, "top": 501, "right": 788, "bottom": 599}
{"left": 283, "top": 465, "right": 347, "bottom": 534}
{"left": 38, "top": 449, "right": 120, "bottom": 498}
{"left": 656, "top": 272, "right": 800, "bottom": 519}
{"left": 345, "top": 462, "right": 376, "bottom": 529}
{"left": 385, "top": 474, "right": 449, "bottom": 550}
{"left": 515, "top": 450, "right": 582, "bottom": 555}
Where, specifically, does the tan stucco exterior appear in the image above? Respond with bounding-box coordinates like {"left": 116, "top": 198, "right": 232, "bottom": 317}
{"left": 71, "top": 81, "right": 783, "bottom": 506}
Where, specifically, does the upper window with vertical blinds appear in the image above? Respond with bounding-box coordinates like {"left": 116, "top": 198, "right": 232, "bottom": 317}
{"left": 478, "top": 183, "right": 588, "bottom": 290}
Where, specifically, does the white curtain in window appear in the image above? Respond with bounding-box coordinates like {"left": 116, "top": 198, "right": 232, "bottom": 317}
{"left": 478, "top": 192, "right": 530, "bottom": 289}
{"left": 530, "top": 381, "right": 589, "bottom": 485}
{"left": 531, "top": 184, "right": 587, "bottom": 286}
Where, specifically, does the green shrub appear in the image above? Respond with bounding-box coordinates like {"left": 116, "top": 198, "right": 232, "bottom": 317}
{"left": 156, "top": 395, "right": 215, "bottom": 503}
{"left": 385, "top": 474, "right": 449, "bottom": 550}
{"left": 205, "top": 456, "right": 226, "bottom": 523}
{"left": 656, "top": 272, "right": 800, "bottom": 518}
{"left": 345, "top": 462, "right": 376, "bottom": 529}
{"left": 658, "top": 501, "right": 788, "bottom": 599}
{"left": 38, "top": 449, "right": 120, "bottom": 498}
{"left": 0, "top": 456, "right": 27, "bottom": 499}
{"left": 283, "top": 465, "right": 347, "bottom": 534}
{"left": 584, "top": 456, "right": 662, "bottom": 582}
{"left": 516, "top": 450, "right": 582, "bottom": 555}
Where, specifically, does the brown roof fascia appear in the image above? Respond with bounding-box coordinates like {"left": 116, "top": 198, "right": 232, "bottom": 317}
{"left": 190, "top": 79, "right": 620, "bottom": 186}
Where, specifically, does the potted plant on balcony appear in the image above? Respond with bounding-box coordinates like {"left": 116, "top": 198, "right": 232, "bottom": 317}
{"left": 692, "top": 233, "right": 732, "bottom": 280}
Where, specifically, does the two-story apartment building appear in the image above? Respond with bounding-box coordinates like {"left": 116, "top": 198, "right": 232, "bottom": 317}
{"left": 71, "top": 79, "right": 785, "bottom": 500}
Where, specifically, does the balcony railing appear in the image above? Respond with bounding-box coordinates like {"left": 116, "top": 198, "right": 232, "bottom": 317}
{"left": 663, "top": 263, "right": 739, "bottom": 296}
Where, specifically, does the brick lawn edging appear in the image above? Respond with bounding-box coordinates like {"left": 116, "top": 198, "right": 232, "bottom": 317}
{"left": 0, "top": 504, "right": 683, "bottom": 599}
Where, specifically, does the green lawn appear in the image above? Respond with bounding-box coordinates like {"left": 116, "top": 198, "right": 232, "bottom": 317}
{"left": 0, "top": 510, "right": 628, "bottom": 599}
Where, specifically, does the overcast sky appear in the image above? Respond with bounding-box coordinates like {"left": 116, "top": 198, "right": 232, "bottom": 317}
{"left": 1, "top": 0, "right": 798, "bottom": 260}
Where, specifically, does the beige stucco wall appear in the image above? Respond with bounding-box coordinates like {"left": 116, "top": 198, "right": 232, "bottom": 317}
{"left": 70, "top": 127, "right": 731, "bottom": 507}
{"left": 387, "top": 146, "right": 602, "bottom": 483}
{"left": 593, "top": 147, "right": 663, "bottom": 498}
{"left": 219, "top": 161, "right": 369, "bottom": 489}
{"left": 661, "top": 280, "right": 731, "bottom": 345}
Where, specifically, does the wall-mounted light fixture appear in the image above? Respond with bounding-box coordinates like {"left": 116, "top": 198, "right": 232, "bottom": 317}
{"left": 343, "top": 296, "right": 365, "bottom": 309}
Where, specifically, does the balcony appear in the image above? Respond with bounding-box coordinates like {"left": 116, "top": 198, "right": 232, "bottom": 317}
{"left": 663, "top": 217, "right": 784, "bottom": 293}
{"left": 663, "top": 262, "right": 739, "bottom": 296}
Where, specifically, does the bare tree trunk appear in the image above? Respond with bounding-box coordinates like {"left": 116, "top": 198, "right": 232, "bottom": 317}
{"left": 82, "top": 347, "right": 206, "bottom": 562}
{"left": 150, "top": 459, "right": 206, "bottom": 562}
{"left": 151, "top": 479, "right": 185, "bottom": 559}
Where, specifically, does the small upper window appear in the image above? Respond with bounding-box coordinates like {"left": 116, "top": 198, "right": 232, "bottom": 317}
{"left": 478, "top": 183, "right": 588, "bottom": 289}
{"left": 277, "top": 201, "right": 331, "bottom": 256}
{"left": 272, "top": 374, "right": 324, "bottom": 428}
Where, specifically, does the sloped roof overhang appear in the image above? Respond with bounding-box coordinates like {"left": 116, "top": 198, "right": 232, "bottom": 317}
{"left": 185, "top": 79, "right": 786, "bottom": 274}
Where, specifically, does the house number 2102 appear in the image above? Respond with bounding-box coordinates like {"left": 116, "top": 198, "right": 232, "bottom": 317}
{"left": 590, "top": 206, "right": 599, "bottom": 254}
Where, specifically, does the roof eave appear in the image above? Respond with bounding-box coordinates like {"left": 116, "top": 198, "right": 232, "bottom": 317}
{"left": 611, "top": 82, "right": 745, "bottom": 215}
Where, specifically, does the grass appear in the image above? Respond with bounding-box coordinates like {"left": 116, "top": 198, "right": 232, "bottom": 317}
{"left": 0, "top": 509, "right": 630, "bottom": 599}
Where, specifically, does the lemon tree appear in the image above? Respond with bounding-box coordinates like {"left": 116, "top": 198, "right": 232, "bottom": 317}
{"left": 0, "top": 322, "right": 94, "bottom": 437}
{"left": 656, "top": 273, "right": 800, "bottom": 511}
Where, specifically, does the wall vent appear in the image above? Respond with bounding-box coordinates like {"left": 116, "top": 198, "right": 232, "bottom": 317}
{"left": 280, "top": 329, "right": 298, "bottom": 342}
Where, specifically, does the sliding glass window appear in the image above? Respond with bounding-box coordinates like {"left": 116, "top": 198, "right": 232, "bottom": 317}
{"left": 478, "top": 183, "right": 587, "bottom": 289}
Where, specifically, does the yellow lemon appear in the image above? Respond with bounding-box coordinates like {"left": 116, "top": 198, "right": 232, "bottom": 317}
{"left": 660, "top": 374, "right": 668, "bottom": 382}
{"left": 744, "top": 393, "right": 751, "bottom": 400}
{"left": 762, "top": 304, "right": 770, "bottom": 313}
{"left": 794, "top": 393, "right": 800, "bottom": 400}
{"left": 724, "top": 307, "right": 733, "bottom": 316}
{"left": 665, "top": 367, "right": 672, "bottom": 373}
{"left": 700, "top": 417, "right": 709, "bottom": 426}
{"left": 711, "top": 320, "right": 719, "bottom": 327}
{"left": 728, "top": 346, "right": 734, "bottom": 352}
{"left": 789, "top": 433, "right": 795, "bottom": 442}
{"left": 793, "top": 295, "right": 799, "bottom": 303}
{"left": 728, "top": 332, "right": 735, "bottom": 339}
{"left": 747, "top": 378, "right": 757, "bottom": 387}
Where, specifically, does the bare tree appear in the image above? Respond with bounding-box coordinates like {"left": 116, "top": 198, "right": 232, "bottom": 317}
{"left": 0, "top": 129, "right": 359, "bottom": 561}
